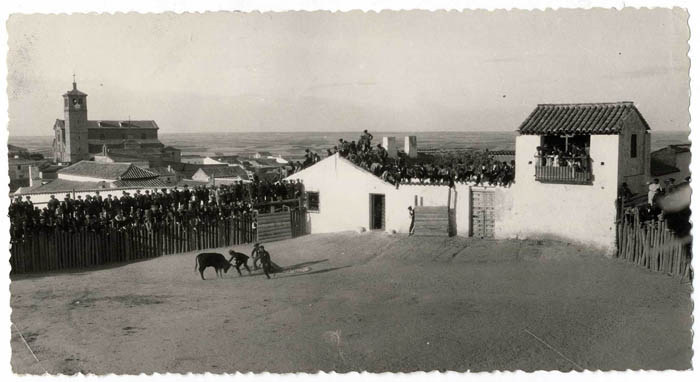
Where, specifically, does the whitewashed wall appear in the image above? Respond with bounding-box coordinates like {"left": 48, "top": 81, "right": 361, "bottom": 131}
{"left": 286, "top": 154, "right": 478, "bottom": 235}
{"left": 286, "top": 154, "right": 392, "bottom": 234}
{"left": 499, "top": 134, "right": 619, "bottom": 252}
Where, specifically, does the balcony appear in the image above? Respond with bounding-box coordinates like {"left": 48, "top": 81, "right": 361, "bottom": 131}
{"left": 534, "top": 156, "right": 592, "bottom": 184}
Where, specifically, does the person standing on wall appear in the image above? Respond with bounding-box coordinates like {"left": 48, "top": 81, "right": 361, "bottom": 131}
{"left": 408, "top": 206, "right": 415, "bottom": 236}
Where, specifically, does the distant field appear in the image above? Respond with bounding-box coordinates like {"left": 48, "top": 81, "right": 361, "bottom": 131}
{"left": 10, "top": 233, "right": 692, "bottom": 374}
{"left": 8, "top": 130, "right": 690, "bottom": 160}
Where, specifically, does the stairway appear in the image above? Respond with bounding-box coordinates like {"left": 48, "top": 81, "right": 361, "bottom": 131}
{"left": 413, "top": 206, "right": 450, "bottom": 237}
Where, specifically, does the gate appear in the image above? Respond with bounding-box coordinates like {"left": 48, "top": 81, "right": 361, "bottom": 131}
{"left": 256, "top": 208, "right": 307, "bottom": 243}
{"left": 471, "top": 188, "right": 495, "bottom": 238}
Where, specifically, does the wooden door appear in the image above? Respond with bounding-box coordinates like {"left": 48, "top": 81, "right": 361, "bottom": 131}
{"left": 471, "top": 189, "right": 495, "bottom": 238}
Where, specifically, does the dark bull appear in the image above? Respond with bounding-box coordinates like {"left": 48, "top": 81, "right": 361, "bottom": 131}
{"left": 194, "top": 252, "right": 232, "bottom": 280}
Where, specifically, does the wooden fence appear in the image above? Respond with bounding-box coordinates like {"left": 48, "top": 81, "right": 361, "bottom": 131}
{"left": 10, "top": 209, "right": 307, "bottom": 275}
{"left": 616, "top": 213, "right": 692, "bottom": 281}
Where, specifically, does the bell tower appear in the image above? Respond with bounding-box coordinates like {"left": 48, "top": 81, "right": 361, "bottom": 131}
{"left": 62, "top": 75, "right": 89, "bottom": 163}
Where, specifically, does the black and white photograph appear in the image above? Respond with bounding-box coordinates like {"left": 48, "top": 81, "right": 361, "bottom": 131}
{"left": 1, "top": 0, "right": 696, "bottom": 378}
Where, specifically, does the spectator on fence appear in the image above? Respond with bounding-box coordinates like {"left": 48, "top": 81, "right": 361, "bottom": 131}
{"left": 648, "top": 178, "right": 662, "bottom": 205}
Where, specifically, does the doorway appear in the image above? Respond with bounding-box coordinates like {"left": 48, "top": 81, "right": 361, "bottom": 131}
{"left": 369, "top": 194, "right": 385, "bottom": 230}
{"left": 471, "top": 189, "right": 495, "bottom": 238}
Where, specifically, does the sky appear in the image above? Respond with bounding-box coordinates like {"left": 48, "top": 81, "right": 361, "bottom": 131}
{"left": 6, "top": 9, "right": 690, "bottom": 136}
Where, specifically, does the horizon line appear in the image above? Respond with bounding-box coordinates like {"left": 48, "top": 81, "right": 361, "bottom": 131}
{"left": 7, "top": 129, "right": 692, "bottom": 139}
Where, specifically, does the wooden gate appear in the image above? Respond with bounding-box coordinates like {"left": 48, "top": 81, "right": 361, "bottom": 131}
{"left": 471, "top": 189, "right": 495, "bottom": 238}
{"left": 256, "top": 210, "right": 293, "bottom": 243}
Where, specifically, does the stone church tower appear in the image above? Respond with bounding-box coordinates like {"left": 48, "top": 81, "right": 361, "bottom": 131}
{"left": 61, "top": 77, "right": 89, "bottom": 162}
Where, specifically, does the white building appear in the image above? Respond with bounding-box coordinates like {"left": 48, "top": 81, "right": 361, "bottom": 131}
{"left": 191, "top": 166, "right": 251, "bottom": 185}
{"left": 285, "top": 154, "right": 474, "bottom": 235}
{"left": 13, "top": 161, "right": 169, "bottom": 206}
{"left": 498, "top": 102, "right": 651, "bottom": 251}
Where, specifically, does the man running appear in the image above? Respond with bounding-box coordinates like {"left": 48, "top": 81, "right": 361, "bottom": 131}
{"left": 251, "top": 242, "right": 262, "bottom": 270}
{"left": 228, "top": 249, "right": 252, "bottom": 276}
{"left": 258, "top": 245, "right": 273, "bottom": 279}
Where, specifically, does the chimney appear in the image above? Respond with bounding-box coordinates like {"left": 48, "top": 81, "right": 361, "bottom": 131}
{"left": 405, "top": 136, "right": 418, "bottom": 158}
{"left": 382, "top": 137, "right": 398, "bottom": 159}
{"left": 28, "top": 166, "right": 41, "bottom": 187}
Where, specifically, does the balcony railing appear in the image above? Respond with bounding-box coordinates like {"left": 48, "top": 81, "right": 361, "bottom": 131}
{"left": 534, "top": 156, "right": 592, "bottom": 184}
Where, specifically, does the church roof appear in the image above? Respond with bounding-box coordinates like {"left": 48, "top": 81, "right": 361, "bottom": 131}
{"left": 518, "top": 102, "right": 651, "bottom": 135}
{"left": 58, "top": 161, "right": 159, "bottom": 181}
{"left": 54, "top": 119, "right": 159, "bottom": 129}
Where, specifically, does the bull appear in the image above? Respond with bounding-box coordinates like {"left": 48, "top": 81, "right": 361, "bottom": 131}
{"left": 194, "top": 252, "right": 232, "bottom": 280}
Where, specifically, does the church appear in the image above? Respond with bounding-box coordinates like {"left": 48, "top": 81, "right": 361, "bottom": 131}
{"left": 52, "top": 79, "right": 180, "bottom": 165}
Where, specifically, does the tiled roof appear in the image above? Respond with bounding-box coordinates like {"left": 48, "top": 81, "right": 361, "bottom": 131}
{"left": 518, "top": 102, "right": 650, "bottom": 135}
{"left": 58, "top": 161, "right": 158, "bottom": 180}
{"left": 650, "top": 158, "right": 681, "bottom": 177}
{"left": 199, "top": 166, "right": 249, "bottom": 179}
{"left": 54, "top": 119, "right": 159, "bottom": 129}
{"left": 96, "top": 152, "right": 149, "bottom": 163}
{"left": 150, "top": 167, "right": 177, "bottom": 176}
{"left": 14, "top": 179, "right": 111, "bottom": 194}
{"left": 120, "top": 165, "right": 159, "bottom": 180}
{"left": 112, "top": 178, "right": 168, "bottom": 188}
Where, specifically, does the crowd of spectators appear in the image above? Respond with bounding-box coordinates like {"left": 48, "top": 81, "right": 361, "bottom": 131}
{"left": 535, "top": 144, "right": 590, "bottom": 170}
{"left": 619, "top": 177, "right": 692, "bottom": 237}
{"left": 9, "top": 180, "right": 305, "bottom": 242}
{"left": 289, "top": 130, "right": 515, "bottom": 187}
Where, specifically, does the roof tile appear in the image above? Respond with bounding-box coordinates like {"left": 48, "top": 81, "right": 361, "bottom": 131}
{"left": 518, "top": 102, "right": 650, "bottom": 135}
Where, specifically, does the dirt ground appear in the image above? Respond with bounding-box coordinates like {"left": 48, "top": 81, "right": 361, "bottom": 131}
{"left": 10, "top": 232, "right": 693, "bottom": 374}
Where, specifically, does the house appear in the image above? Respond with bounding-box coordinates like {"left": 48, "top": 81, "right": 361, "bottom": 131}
{"left": 160, "top": 162, "right": 229, "bottom": 180}
{"left": 499, "top": 102, "right": 651, "bottom": 251}
{"left": 8, "top": 158, "right": 49, "bottom": 192}
{"left": 57, "top": 160, "right": 167, "bottom": 188}
{"left": 92, "top": 145, "right": 150, "bottom": 168}
{"left": 203, "top": 155, "right": 245, "bottom": 168}
{"left": 285, "top": 153, "right": 473, "bottom": 236}
{"left": 650, "top": 144, "right": 691, "bottom": 183}
{"left": 181, "top": 155, "right": 205, "bottom": 164}
{"left": 14, "top": 161, "right": 168, "bottom": 206}
{"left": 150, "top": 166, "right": 181, "bottom": 185}
{"left": 191, "top": 166, "right": 251, "bottom": 185}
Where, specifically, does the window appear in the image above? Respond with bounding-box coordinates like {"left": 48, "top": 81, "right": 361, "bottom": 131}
{"left": 306, "top": 192, "right": 320, "bottom": 212}
{"left": 17, "top": 165, "right": 21, "bottom": 170}
{"left": 100, "top": 134, "right": 105, "bottom": 140}
{"left": 141, "top": 133, "right": 146, "bottom": 140}
{"left": 631, "top": 134, "right": 638, "bottom": 158}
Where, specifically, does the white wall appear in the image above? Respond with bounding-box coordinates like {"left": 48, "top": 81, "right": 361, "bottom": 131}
{"left": 58, "top": 173, "right": 114, "bottom": 183}
{"left": 286, "top": 154, "right": 393, "bottom": 234}
{"left": 285, "top": 155, "right": 485, "bottom": 236}
{"left": 384, "top": 183, "right": 472, "bottom": 235}
{"left": 499, "top": 134, "right": 619, "bottom": 252}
